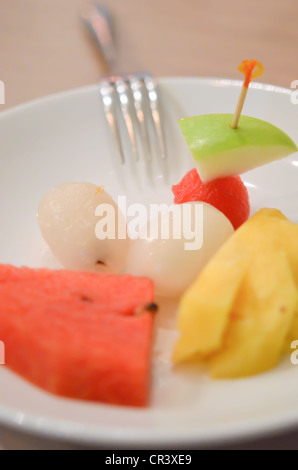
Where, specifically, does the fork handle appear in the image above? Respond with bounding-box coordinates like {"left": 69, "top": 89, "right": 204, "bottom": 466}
{"left": 81, "top": 3, "right": 117, "bottom": 70}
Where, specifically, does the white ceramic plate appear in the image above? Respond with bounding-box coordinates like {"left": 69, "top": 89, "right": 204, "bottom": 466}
{"left": 0, "top": 78, "right": 297, "bottom": 449}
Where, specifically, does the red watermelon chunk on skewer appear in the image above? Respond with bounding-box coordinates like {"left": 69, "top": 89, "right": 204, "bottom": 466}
{"left": 0, "top": 265, "right": 155, "bottom": 407}
{"left": 172, "top": 168, "right": 250, "bottom": 230}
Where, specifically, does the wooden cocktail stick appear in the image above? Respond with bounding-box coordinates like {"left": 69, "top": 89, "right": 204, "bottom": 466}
{"left": 231, "top": 60, "right": 264, "bottom": 129}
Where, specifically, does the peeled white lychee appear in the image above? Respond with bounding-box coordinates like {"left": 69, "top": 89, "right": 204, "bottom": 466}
{"left": 126, "top": 202, "right": 234, "bottom": 297}
{"left": 38, "top": 182, "right": 129, "bottom": 273}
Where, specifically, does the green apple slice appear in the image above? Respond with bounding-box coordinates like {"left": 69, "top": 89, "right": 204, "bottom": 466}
{"left": 178, "top": 114, "right": 298, "bottom": 182}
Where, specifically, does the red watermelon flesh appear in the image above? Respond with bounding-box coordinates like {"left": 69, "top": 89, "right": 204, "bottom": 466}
{"left": 172, "top": 168, "right": 250, "bottom": 230}
{"left": 0, "top": 265, "right": 155, "bottom": 407}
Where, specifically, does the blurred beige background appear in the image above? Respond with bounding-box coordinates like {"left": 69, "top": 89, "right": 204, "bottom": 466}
{"left": 0, "top": 0, "right": 297, "bottom": 111}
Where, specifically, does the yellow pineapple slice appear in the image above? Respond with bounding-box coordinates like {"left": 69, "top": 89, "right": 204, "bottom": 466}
{"left": 173, "top": 208, "right": 298, "bottom": 370}
{"left": 209, "top": 249, "right": 297, "bottom": 378}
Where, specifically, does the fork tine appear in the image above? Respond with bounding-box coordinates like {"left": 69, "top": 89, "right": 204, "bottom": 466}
{"left": 129, "top": 76, "right": 151, "bottom": 161}
{"left": 114, "top": 79, "right": 141, "bottom": 161}
{"left": 99, "top": 73, "right": 167, "bottom": 183}
{"left": 143, "top": 74, "right": 167, "bottom": 160}
{"left": 99, "top": 80, "right": 125, "bottom": 164}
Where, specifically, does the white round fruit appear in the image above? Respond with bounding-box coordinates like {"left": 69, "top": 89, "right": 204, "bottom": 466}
{"left": 126, "top": 202, "right": 234, "bottom": 298}
{"left": 38, "top": 182, "right": 129, "bottom": 273}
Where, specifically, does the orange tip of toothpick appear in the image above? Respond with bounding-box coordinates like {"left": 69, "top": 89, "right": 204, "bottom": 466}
{"left": 231, "top": 59, "right": 264, "bottom": 129}
{"left": 237, "top": 59, "right": 264, "bottom": 88}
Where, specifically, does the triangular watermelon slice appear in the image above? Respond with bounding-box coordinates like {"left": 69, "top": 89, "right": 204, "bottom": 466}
{"left": 0, "top": 265, "right": 155, "bottom": 407}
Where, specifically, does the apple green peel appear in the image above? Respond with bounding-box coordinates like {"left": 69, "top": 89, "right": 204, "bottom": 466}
{"left": 178, "top": 60, "right": 298, "bottom": 182}
{"left": 178, "top": 113, "right": 298, "bottom": 182}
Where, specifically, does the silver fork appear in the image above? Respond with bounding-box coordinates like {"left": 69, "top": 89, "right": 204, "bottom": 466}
{"left": 81, "top": 3, "right": 167, "bottom": 181}
{"left": 99, "top": 72, "right": 166, "bottom": 165}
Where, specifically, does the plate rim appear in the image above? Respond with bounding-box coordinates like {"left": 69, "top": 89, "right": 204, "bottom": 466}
{"left": 0, "top": 76, "right": 297, "bottom": 448}
{"left": 0, "top": 76, "right": 293, "bottom": 121}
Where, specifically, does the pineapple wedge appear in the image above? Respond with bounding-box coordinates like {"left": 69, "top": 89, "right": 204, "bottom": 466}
{"left": 172, "top": 249, "right": 250, "bottom": 361}
{"left": 173, "top": 208, "right": 298, "bottom": 377}
{"left": 283, "top": 310, "right": 298, "bottom": 353}
{"left": 209, "top": 249, "right": 297, "bottom": 378}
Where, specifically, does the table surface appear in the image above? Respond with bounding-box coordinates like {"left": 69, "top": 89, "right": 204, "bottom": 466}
{"left": 1, "top": 0, "right": 298, "bottom": 111}
{"left": 0, "top": 0, "right": 298, "bottom": 450}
